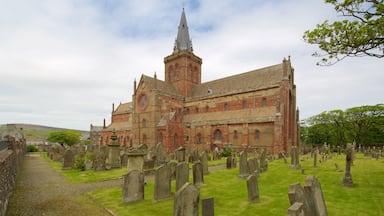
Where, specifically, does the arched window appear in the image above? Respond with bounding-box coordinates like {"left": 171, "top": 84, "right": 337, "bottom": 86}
{"left": 214, "top": 129, "right": 222, "bottom": 141}
{"left": 143, "top": 134, "right": 147, "bottom": 144}
{"left": 255, "top": 130, "right": 260, "bottom": 140}
{"left": 196, "top": 133, "right": 202, "bottom": 144}
{"left": 195, "top": 106, "right": 199, "bottom": 113}
{"left": 234, "top": 130, "right": 238, "bottom": 139}
{"left": 262, "top": 98, "right": 267, "bottom": 107}
{"left": 142, "top": 119, "right": 147, "bottom": 128}
{"left": 205, "top": 105, "right": 209, "bottom": 112}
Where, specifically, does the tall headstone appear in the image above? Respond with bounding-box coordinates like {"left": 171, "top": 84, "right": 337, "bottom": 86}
{"left": 108, "top": 130, "right": 121, "bottom": 168}
{"left": 260, "top": 149, "right": 268, "bottom": 172}
{"left": 288, "top": 183, "right": 310, "bottom": 216}
{"left": 154, "top": 164, "right": 172, "bottom": 201}
{"left": 176, "top": 162, "right": 190, "bottom": 191}
{"left": 247, "top": 158, "right": 257, "bottom": 175}
{"left": 246, "top": 174, "right": 260, "bottom": 202}
{"left": 155, "top": 143, "right": 167, "bottom": 167}
{"left": 62, "top": 149, "right": 74, "bottom": 170}
{"left": 290, "top": 146, "right": 300, "bottom": 169}
{"left": 126, "top": 144, "right": 147, "bottom": 172}
{"left": 202, "top": 197, "right": 214, "bottom": 216}
{"left": 201, "top": 151, "right": 209, "bottom": 175}
{"left": 176, "top": 146, "right": 186, "bottom": 162}
{"left": 174, "top": 183, "right": 200, "bottom": 216}
{"left": 342, "top": 144, "right": 354, "bottom": 187}
{"left": 122, "top": 170, "right": 144, "bottom": 203}
{"left": 94, "top": 147, "right": 106, "bottom": 171}
{"left": 192, "top": 161, "right": 204, "bottom": 187}
{"left": 238, "top": 151, "right": 249, "bottom": 178}
{"left": 304, "top": 175, "right": 328, "bottom": 216}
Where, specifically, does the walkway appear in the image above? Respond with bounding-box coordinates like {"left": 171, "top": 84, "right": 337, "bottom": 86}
{"left": 6, "top": 154, "right": 120, "bottom": 216}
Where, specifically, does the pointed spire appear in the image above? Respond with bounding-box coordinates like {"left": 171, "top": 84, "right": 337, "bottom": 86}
{"left": 173, "top": 8, "right": 193, "bottom": 53}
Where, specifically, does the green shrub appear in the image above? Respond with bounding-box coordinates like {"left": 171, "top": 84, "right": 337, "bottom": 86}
{"left": 27, "top": 144, "right": 38, "bottom": 152}
{"left": 221, "top": 148, "right": 232, "bottom": 157}
{"left": 74, "top": 155, "right": 85, "bottom": 171}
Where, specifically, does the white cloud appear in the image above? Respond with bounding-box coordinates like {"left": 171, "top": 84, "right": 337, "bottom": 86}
{"left": 0, "top": 0, "right": 383, "bottom": 130}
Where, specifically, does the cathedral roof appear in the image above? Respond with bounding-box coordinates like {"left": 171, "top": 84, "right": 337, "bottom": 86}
{"left": 113, "top": 102, "right": 132, "bottom": 114}
{"left": 173, "top": 8, "right": 193, "bottom": 53}
{"left": 140, "top": 75, "right": 181, "bottom": 97}
{"left": 188, "top": 62, "right": 286, "bottom": 100}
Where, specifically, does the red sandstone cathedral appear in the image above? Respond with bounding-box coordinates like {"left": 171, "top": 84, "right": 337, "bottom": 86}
{"left": 97, "top": 9, "right": 299, "bottom": 155}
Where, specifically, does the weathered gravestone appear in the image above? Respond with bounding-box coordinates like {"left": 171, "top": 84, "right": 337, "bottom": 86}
{"left": 238, "top": 151, "right": 249, "bottom": 178}
{"left": 84, "top": 160, "right": 93, "bottom": 170}
{"left": 126, "top": 144, "right": 147, "bottom": 173}
{"left": 201, "top": 151, "right": 209, "bottom": 175}
{"left": 342, "top": 144, "right": 354, "bottom": 187}
{"left": 176, "top": 146, "right": 186, "bottom": 162}
{"left": 62, "top": 149, "right": 74, "bottom": 170}
{"left": 155, "top": 143, "right": 167, "bottom": 167}
{"left": 154, "top": 164, "right": 172, "bottom": 201}
{"left": 260, "top": 149, "right": 268, "bottom": 172}
{"left": 304, "top": 175, "right": 328, "bottom": 216}
{"left": 288, "top": 183, "right": 310, "bottom": 215}
{"left": 193, "top": 161, "right": 204, "bottom": 187}
{"left": 314, "top": 147, "right": 319, "bottom": 168}
{"left": 287, "top": 202, "right": 304, "bottom": 216}
{"left": 202, "top": 197, "right": 214, "bottom": 216}
{"left": 176, "top": 162, "right": 190, "bottom": 191}
{"left": 122, "top": 170, "right": 144, "bottom": 203}
{"left": 94, "top": 147, "right": 106, "bottom": 171}
{"left": 174, "top": 183, "right": 200, "bottom": 216}
{"left": 290, "top": 146, "right": 300, "bottom": 169}
{"left": 247, "top": 158, "right": 258, "bottom": 175}
{"left": 246, "top": 173, "right": 260, "bottom": 202}
{"left": 107, "top": 131, "right": 121, "bottom": 168}
{"left": 168, "top": 161, "right": 177, "bottom": 180}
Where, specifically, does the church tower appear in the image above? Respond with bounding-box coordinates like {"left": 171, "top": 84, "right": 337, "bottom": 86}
{"left": 164, "top": 8, "right": 202, "bottom": 97}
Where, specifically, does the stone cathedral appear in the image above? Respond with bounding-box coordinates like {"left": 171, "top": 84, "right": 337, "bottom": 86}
{"left": 99, "top": 9, "right": 299, "bottom": 155}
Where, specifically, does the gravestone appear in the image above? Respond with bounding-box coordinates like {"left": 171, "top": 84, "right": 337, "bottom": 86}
{"left": 192, "top": 161, "right": 204, "bottom": 187}
{"left": 232, "top": 155, "right": 237, "bottom": 168}
{"left": 202, "top": 197, "right": 214, "bottom": 216}
{"left": 174, "top": 183, "right": 200, "bottom": 216}
{"left": 201, "top": 151, "right": 209, "bottom": 175}
{"left": 120, "top": 153, "right": 128, "bottom": 167}
{"left": 246, "top": 174, "right": 260, "bottom": 202}
{"left": 260, "top": 149, "right": 268, "bottom": 172}
{"left": 168, "top": 161, "right": 177, "bottom": 180}
{"left": 122, "top": 170, "right": 144, "bottom": 203}
{"left": 290, "top": 146, "right": 300, "bottom": 169}
{"left": 127, "top": 144, "right": 147, "bottom": 172}
{"left": 62, "top": 149, "right": 74, "bottom": 170}
{"left": 287, "top": 202, "right": 304, "bottom": 216}
{"left": 247, "top": 158, "right": 257, "bottom": 175}
{"left": 176, "top": 162, "right": 190, "bottom": 191}
{"left": 288, "top": 183, "right": 310, "bottom": 216}
{"left": 155, "top": 143, "right": 167, "bottom": 167}
{"left": 192, "top": 149, "right": 200, "bottom": 162}
{"left": 107, "top": 131, "right": 121, "bottom": 168}
{"left": 94, "top": 147, "right": 106, "bottom": 171}
{"left": 304, "top": 175, "right": 328, "bottom": 216}
{"left": 314, "top": 148, "right": 318, "bottom": 168}
{"left": 226, "top": 155, "right": 233, "bottom": 169}
{"left": 238, "top": 151, "right": 249, "bottom": 178}
{"left": 176, "top": 146, "right": 186, "bottom": 162}
{"left": 154, "top": 164, "right": 172, "bottom": 201}
{"left": 84, "top": 159, "right": 93, "bottom": 170}
{"left": 342, "top": 144, "right": 354, "bottom": 187}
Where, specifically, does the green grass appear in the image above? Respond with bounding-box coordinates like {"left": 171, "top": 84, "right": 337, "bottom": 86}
{"left": 87, "top": 153, "right": 384, "bottom": 216}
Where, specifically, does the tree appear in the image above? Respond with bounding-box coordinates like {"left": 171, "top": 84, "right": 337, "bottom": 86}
{"left": 303, "top": 0, "right": 384, "bottom": 65}
{"left": 47, "top": 130, "right": 81, "bottom": 146}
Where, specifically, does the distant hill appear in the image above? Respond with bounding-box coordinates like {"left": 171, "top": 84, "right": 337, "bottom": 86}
{"left": 0, "top": 123, "right": 89, "bottom": 144}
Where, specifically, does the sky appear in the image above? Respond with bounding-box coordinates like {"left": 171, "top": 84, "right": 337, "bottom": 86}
{"left": 0, "top": 0, "right": 383, "bottom": 131}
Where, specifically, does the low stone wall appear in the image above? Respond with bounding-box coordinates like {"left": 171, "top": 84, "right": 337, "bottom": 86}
{"left": 0, "top": 137, "right": 26, "bottom": 216}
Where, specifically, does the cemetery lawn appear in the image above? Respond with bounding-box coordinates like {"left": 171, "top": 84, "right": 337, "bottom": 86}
{"left": 87, "top": 154, "right": 384, "bottom": 216}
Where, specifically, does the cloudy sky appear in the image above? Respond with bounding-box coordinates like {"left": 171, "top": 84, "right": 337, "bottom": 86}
{"left": 1, "top": 0, "right": 383, "bottom": 130}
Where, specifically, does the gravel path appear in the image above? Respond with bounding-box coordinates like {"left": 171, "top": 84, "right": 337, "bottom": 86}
{"left": 6, "top": 154, "right": 120, "bottom": 216}
{"left": 6, "top": 154, "right": 227, "bottom": 216}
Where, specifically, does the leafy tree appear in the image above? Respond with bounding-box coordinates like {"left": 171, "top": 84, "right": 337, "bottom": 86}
{"left": 47, "top": 130, "right": 80, "bottom": 146}
{"left": 303, "top": 0, "right": 384, "bottom": 65}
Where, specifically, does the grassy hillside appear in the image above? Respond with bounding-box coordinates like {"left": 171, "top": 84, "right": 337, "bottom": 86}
{"left": 0, "top": 124, "right": 89, "bottom": 144}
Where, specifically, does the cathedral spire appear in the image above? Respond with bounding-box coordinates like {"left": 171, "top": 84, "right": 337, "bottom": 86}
{"left": 173, "top": 8, "right": 193, "bottom": 53}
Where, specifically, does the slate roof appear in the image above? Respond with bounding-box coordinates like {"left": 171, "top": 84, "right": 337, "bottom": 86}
{"left": 188, "top": 63, "right": 284, "bottom": 100}
{"left": 140, "top": 75, "right": 180, "bottom": 96}
{"left": 113, "top": 102, "right": 132, "bottom": 114}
